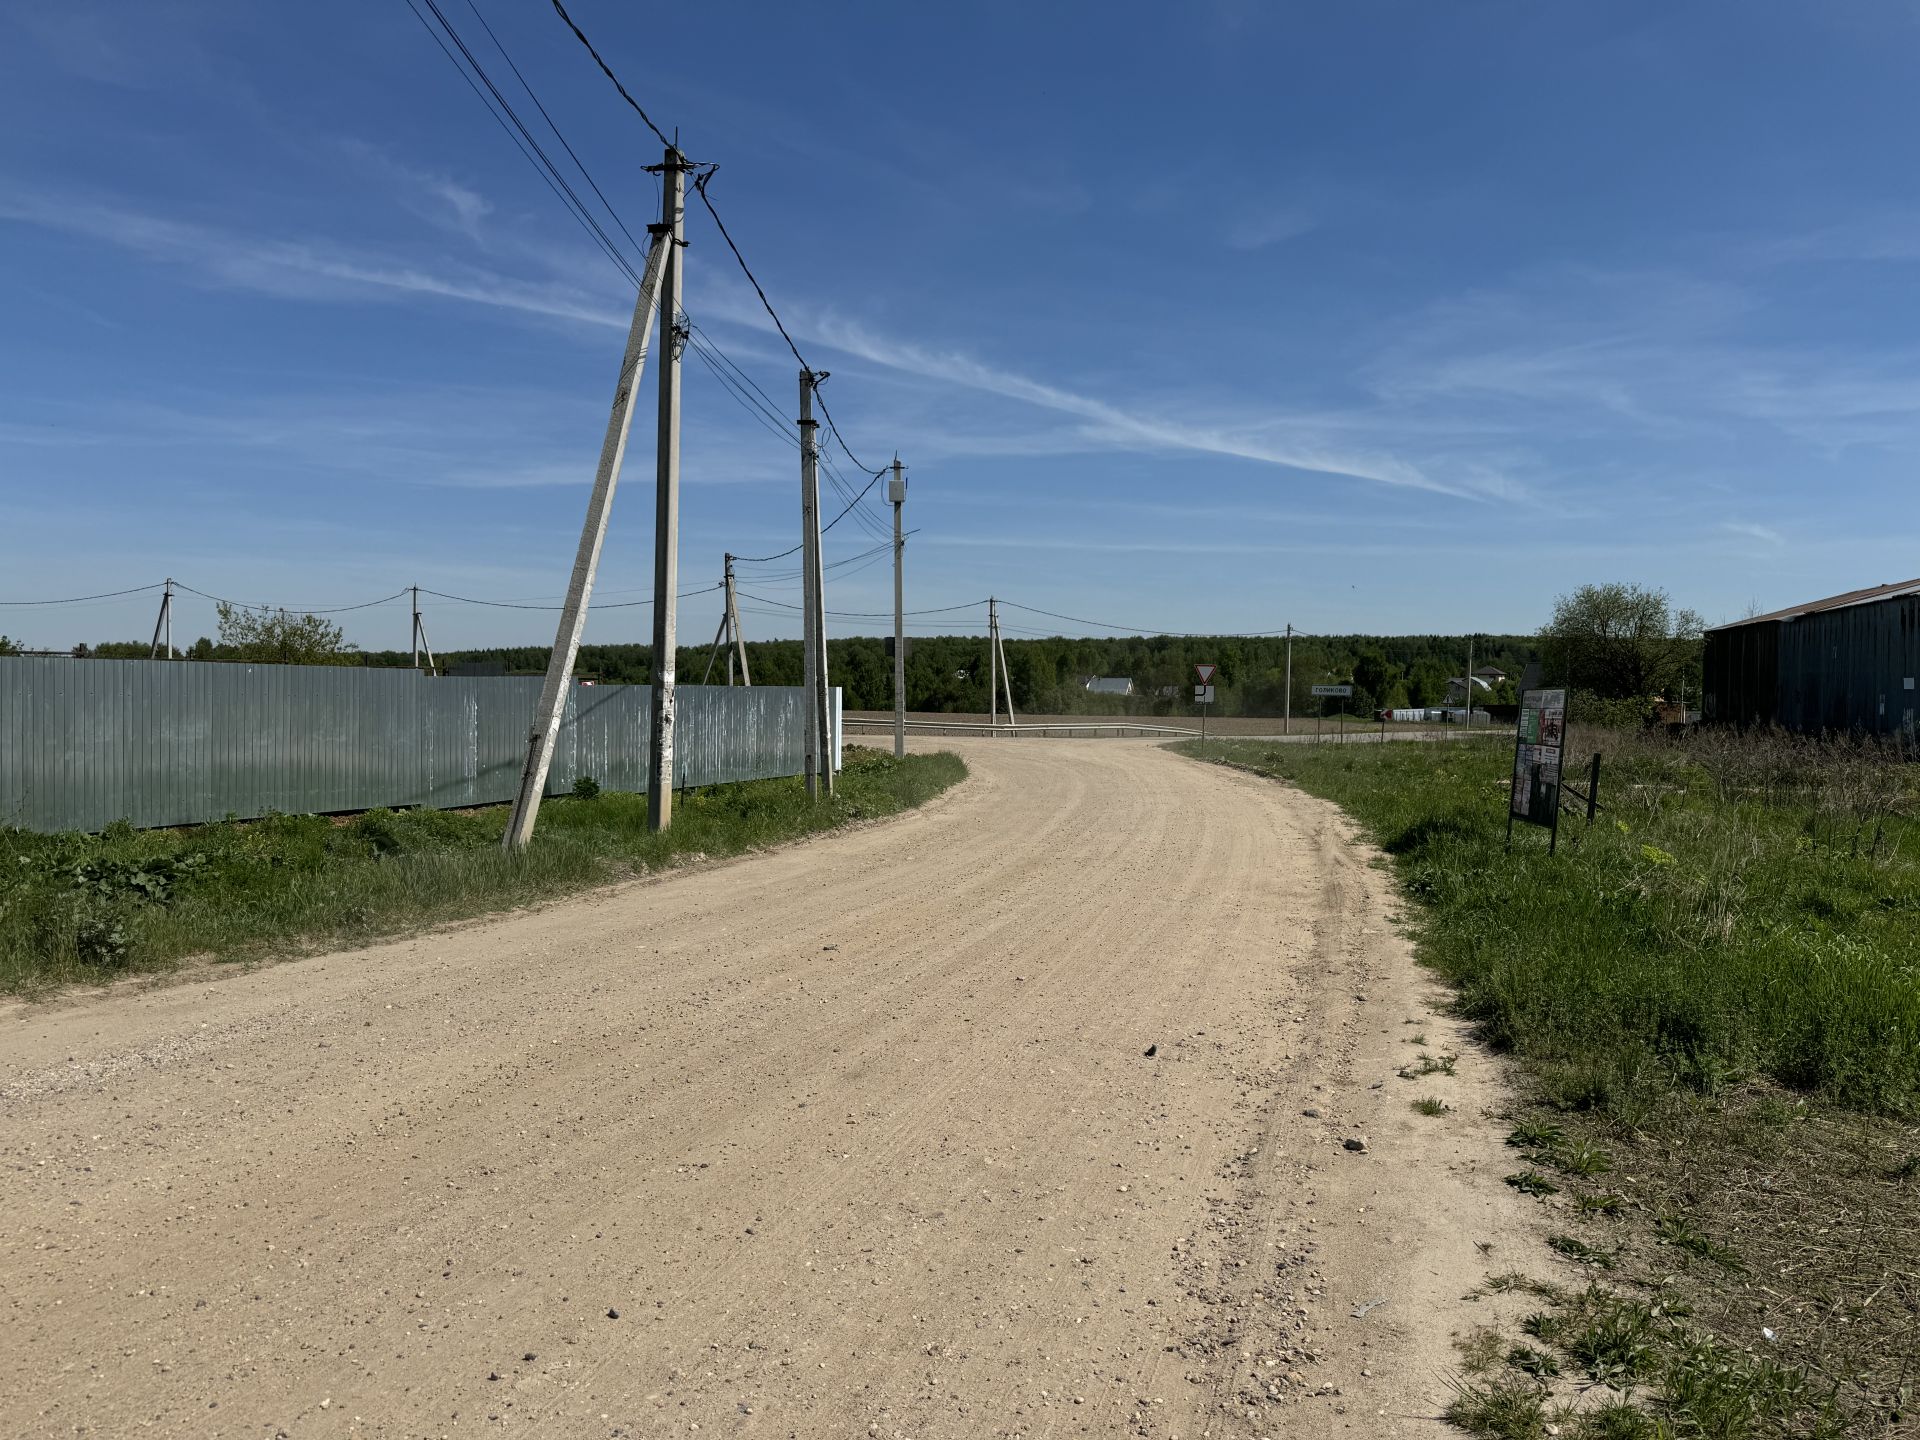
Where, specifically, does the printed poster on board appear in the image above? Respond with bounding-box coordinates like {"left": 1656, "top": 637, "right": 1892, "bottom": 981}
{"left": 1510, "top": 688, "right": 1566, "bottom": 826}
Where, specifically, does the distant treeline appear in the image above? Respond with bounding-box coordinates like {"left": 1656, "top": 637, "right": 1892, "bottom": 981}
{"left": 70, "top": 632, "right": 1536, "bottom": 717}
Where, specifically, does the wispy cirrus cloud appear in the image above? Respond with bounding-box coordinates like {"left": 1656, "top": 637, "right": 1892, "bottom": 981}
{"left": 684, "top": 283, "right": 1474, "bottom": 496}
{"left": 333, "top": 140, "right": 497, "bottom": 243}
{"left": 1720, "top": 520, "right": 1783, "bottom": 548}
{"left": 0, "top": 192, "right": 628, "bottom": 329}
{"left": 1223, "top": 205, "right": 1316, "bottom": 251}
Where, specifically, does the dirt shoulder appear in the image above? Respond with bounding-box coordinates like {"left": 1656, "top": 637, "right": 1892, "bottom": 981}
{"left": 0, "top": 739, "right": 1543, "bottom": 1438}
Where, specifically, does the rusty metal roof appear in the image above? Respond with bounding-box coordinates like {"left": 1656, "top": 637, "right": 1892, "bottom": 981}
{"left": 1706, "top": 577, "right": 1920, "bottom": 632}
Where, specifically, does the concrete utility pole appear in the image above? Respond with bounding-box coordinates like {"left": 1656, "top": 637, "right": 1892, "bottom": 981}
{"left": 726, "top": 554, "right": 749, "bottom": 685}
{"left": 410, "top": 586, "right": 436, "bottom": 672}
{"left": 890, "top": 456, "right": 907, "bottom": 759}
{"left": 1284, "top": 623, "right": 1293, "bottom": 736}
{"left": 988, "top": 597, "right": 999, "bottom": 733}
{"left": 647, "top": 147, "right": 689, "bottom": 833}
{"left": 148, "top": 578, "right": 174, "bottom": 660}
{"left": 996, "top": 609, "right": 1017, "bottom": 731}
{"left": 799, "top": 370, "right": 833, "bottom": 798}
{"left": 704, "top": 555, "right": 752, "bottom": 686}
{"left": 501, "top": 197, "right": 671, "bottom": 851}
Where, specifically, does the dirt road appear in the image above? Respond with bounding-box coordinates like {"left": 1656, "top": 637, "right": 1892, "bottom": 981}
{"left": 2, "top": 741, "right": 1539, "bottom": 1439}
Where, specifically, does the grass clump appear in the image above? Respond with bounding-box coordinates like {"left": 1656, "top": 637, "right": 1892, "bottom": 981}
{"left": 1506, "top": 1170, "right": 1561, "bottom": 1198}
{"left": 0, "top": 747, "right": 966, "bottom": 994}
{"left": 1414, "top": 1095, "right": 1452, "bottom": 1116}
{"left": 1546, "top": 1232, "right": 1615, "bottom": 1270}
{"left": 1446, "top": 1377, "right": 1548, "bottom": 1439}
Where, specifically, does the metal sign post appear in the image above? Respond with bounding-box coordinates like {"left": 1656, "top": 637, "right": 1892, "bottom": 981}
{"left": 1194, "top": 663, "right": 1217, "bottom": 746}
{"left": 1310, "top": 683, "right": 1353, "bottom": 746}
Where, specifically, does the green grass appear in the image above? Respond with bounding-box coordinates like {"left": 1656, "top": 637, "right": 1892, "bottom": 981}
{"left": 1176, "top": 731, "right": 1920, "bottom": 1436}
{"left": 0, "top": 747, "right": 966, "bottom": 994}
{"left": 1174, "top": 733, "right": 1920, "bottom": 1117}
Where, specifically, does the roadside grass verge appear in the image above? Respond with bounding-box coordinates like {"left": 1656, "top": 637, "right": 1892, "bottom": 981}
{"left": 0, "top": 747, "right": 965, "bottom": 995}
{"left": 1174, "top": 732, "right": 1919, "bottom": 1437}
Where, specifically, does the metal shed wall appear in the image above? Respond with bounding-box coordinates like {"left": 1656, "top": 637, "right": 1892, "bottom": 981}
{"left": 1702, "top": 622, "right": 1779, "bottom": 727}
{"left": 0, "top": 658, "right": 831, "bottom": 833}
{"left": 1704, "top": 594, "right": 1920, "bottom": 736}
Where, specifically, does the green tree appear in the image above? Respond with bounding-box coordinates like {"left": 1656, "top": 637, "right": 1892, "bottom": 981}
{"left": 0, "top": 634, "right": 21, "bottom": 656}
{"left": 215, "top": 604, "right": 360, "bottom": 665}
{"left": 1540, "top": 583, "right": 1702, "bottom": 699}
{"left": 1351, "top": 648, "right": 1397, "bottom": 712}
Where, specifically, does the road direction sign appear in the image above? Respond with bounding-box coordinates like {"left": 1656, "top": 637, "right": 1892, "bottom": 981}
{"left": 1195, "top": 663, "right": 1217, "bottom": 684}
{"left": 1194, "top": 684, "right": 1215, "bottom": 704}
{"left": 1311, "top": 683, "right": 1354, "bottom": 698}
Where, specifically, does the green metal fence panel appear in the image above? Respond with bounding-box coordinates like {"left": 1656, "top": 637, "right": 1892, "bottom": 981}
{"left": 0, "top": 658, "right": 822, "bottom": 833}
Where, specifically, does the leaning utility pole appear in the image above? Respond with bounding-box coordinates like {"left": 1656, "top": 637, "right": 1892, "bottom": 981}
{"left": 996, "top": 605, "right": 1017, "bottom": 731}
{"left": 647, "top": 148, "right": 689, "bottom": 833}
{"left": 726, "top": 554, "right": 749, "bottom": 685}
{"left": 799, "top": 370, "right": 833, "bottom": 798}
{"left": 409, "top": 586, "right": 436, "bottom": 671}
{"left": 988, "top": 597, "right": 999, "bottom": 733}
{"left": 890, "top": 457, "right": 906, "bottom": 758}
{"left": 148, "top": 578, "right": 174, "bottom": 660}
{"left": 703, "top": 555, "right": 752, "bottom": 686}
{"left": 501, "top": 168, "right": 672, "bottom": 852}
{"left": 1284, "top": 623, "right": 1294, "bottom": 736}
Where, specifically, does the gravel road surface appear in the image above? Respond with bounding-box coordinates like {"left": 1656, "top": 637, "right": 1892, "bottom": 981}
{"left": 2, "top": 740, "right": 1539, "bottom": 1438}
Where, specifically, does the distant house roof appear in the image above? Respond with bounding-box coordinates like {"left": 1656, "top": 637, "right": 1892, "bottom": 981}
{"left": 1472, "top": 665, "right": 1508, "bottom": 679}
{"left": 1707, "top": 577, "right": 1920, "bottom": 632}
{"left": 1084, "top": 676, "right": 1133, "bottom": 696}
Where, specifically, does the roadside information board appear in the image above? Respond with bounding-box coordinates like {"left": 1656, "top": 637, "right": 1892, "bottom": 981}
{"left": 1510, "top": 687, "right": 1566, "bottom": 828}
{"left": 1310, "top": 683, "right": 1353, "bottom": 698}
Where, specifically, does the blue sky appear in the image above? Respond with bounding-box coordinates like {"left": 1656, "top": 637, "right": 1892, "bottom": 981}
{"left": 4, "top": 2, "right": 1920, "bottom": 652}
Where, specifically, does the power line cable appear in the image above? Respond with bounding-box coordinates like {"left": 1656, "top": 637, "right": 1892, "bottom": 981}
{"left": 819, "top": 456, "right": 891, "bottom": 541}
{"left": 458, "top": 0, "right": 646, "bottom": 261}
{"left": 0, "top": 582, "right": 168, "bottom": 606}
{"left": 174, "top": 584, "right": 411, "bottom": 615}
{"left": 417, "top": 0, "right": 642, "bottom": 282}
{"left": 688, "top": 323, "right": 789, "bottom": 431}
{"left": 401, "top": 0, "right": 643, "bottom": 289}
{"left": 727, "top": 476, "right": 899, "bottom": 565}
{"left": 995, "top": 599, "right": 1296, "bottom": 638}
{"left": 419, "top": 582, "right": 719, "bottom": 611}
{"left": 736, "top": 591, "right": 985, "bottom": 620}
{"left": 547, "top": 0, "right": 674, "bottom": 150}
{"left": 742, "top": 537, "right": 905, "bottom": 585}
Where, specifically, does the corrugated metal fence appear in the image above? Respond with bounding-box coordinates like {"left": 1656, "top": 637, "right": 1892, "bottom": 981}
{"left": 0, "top": 657, "right": 841, "bottom": 833}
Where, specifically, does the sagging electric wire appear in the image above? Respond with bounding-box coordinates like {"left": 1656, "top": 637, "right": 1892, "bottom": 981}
{"left": 174, "top": 583, "right": 412, "bottom": 615}
{"left": 0, "top": 582, "right": 169, "bottom": 606}
{"left": 401, "top": 0, "right": 645, "bottom": 290}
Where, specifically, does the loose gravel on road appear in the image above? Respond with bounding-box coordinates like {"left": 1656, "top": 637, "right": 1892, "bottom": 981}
{"left": 1, "top": 739, "right": 1542, "bottom": 1438}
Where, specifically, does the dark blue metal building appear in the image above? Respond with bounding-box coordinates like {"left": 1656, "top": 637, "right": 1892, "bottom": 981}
{"left": 1703, "top": 579, "right": 1920, "bottom": 736}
